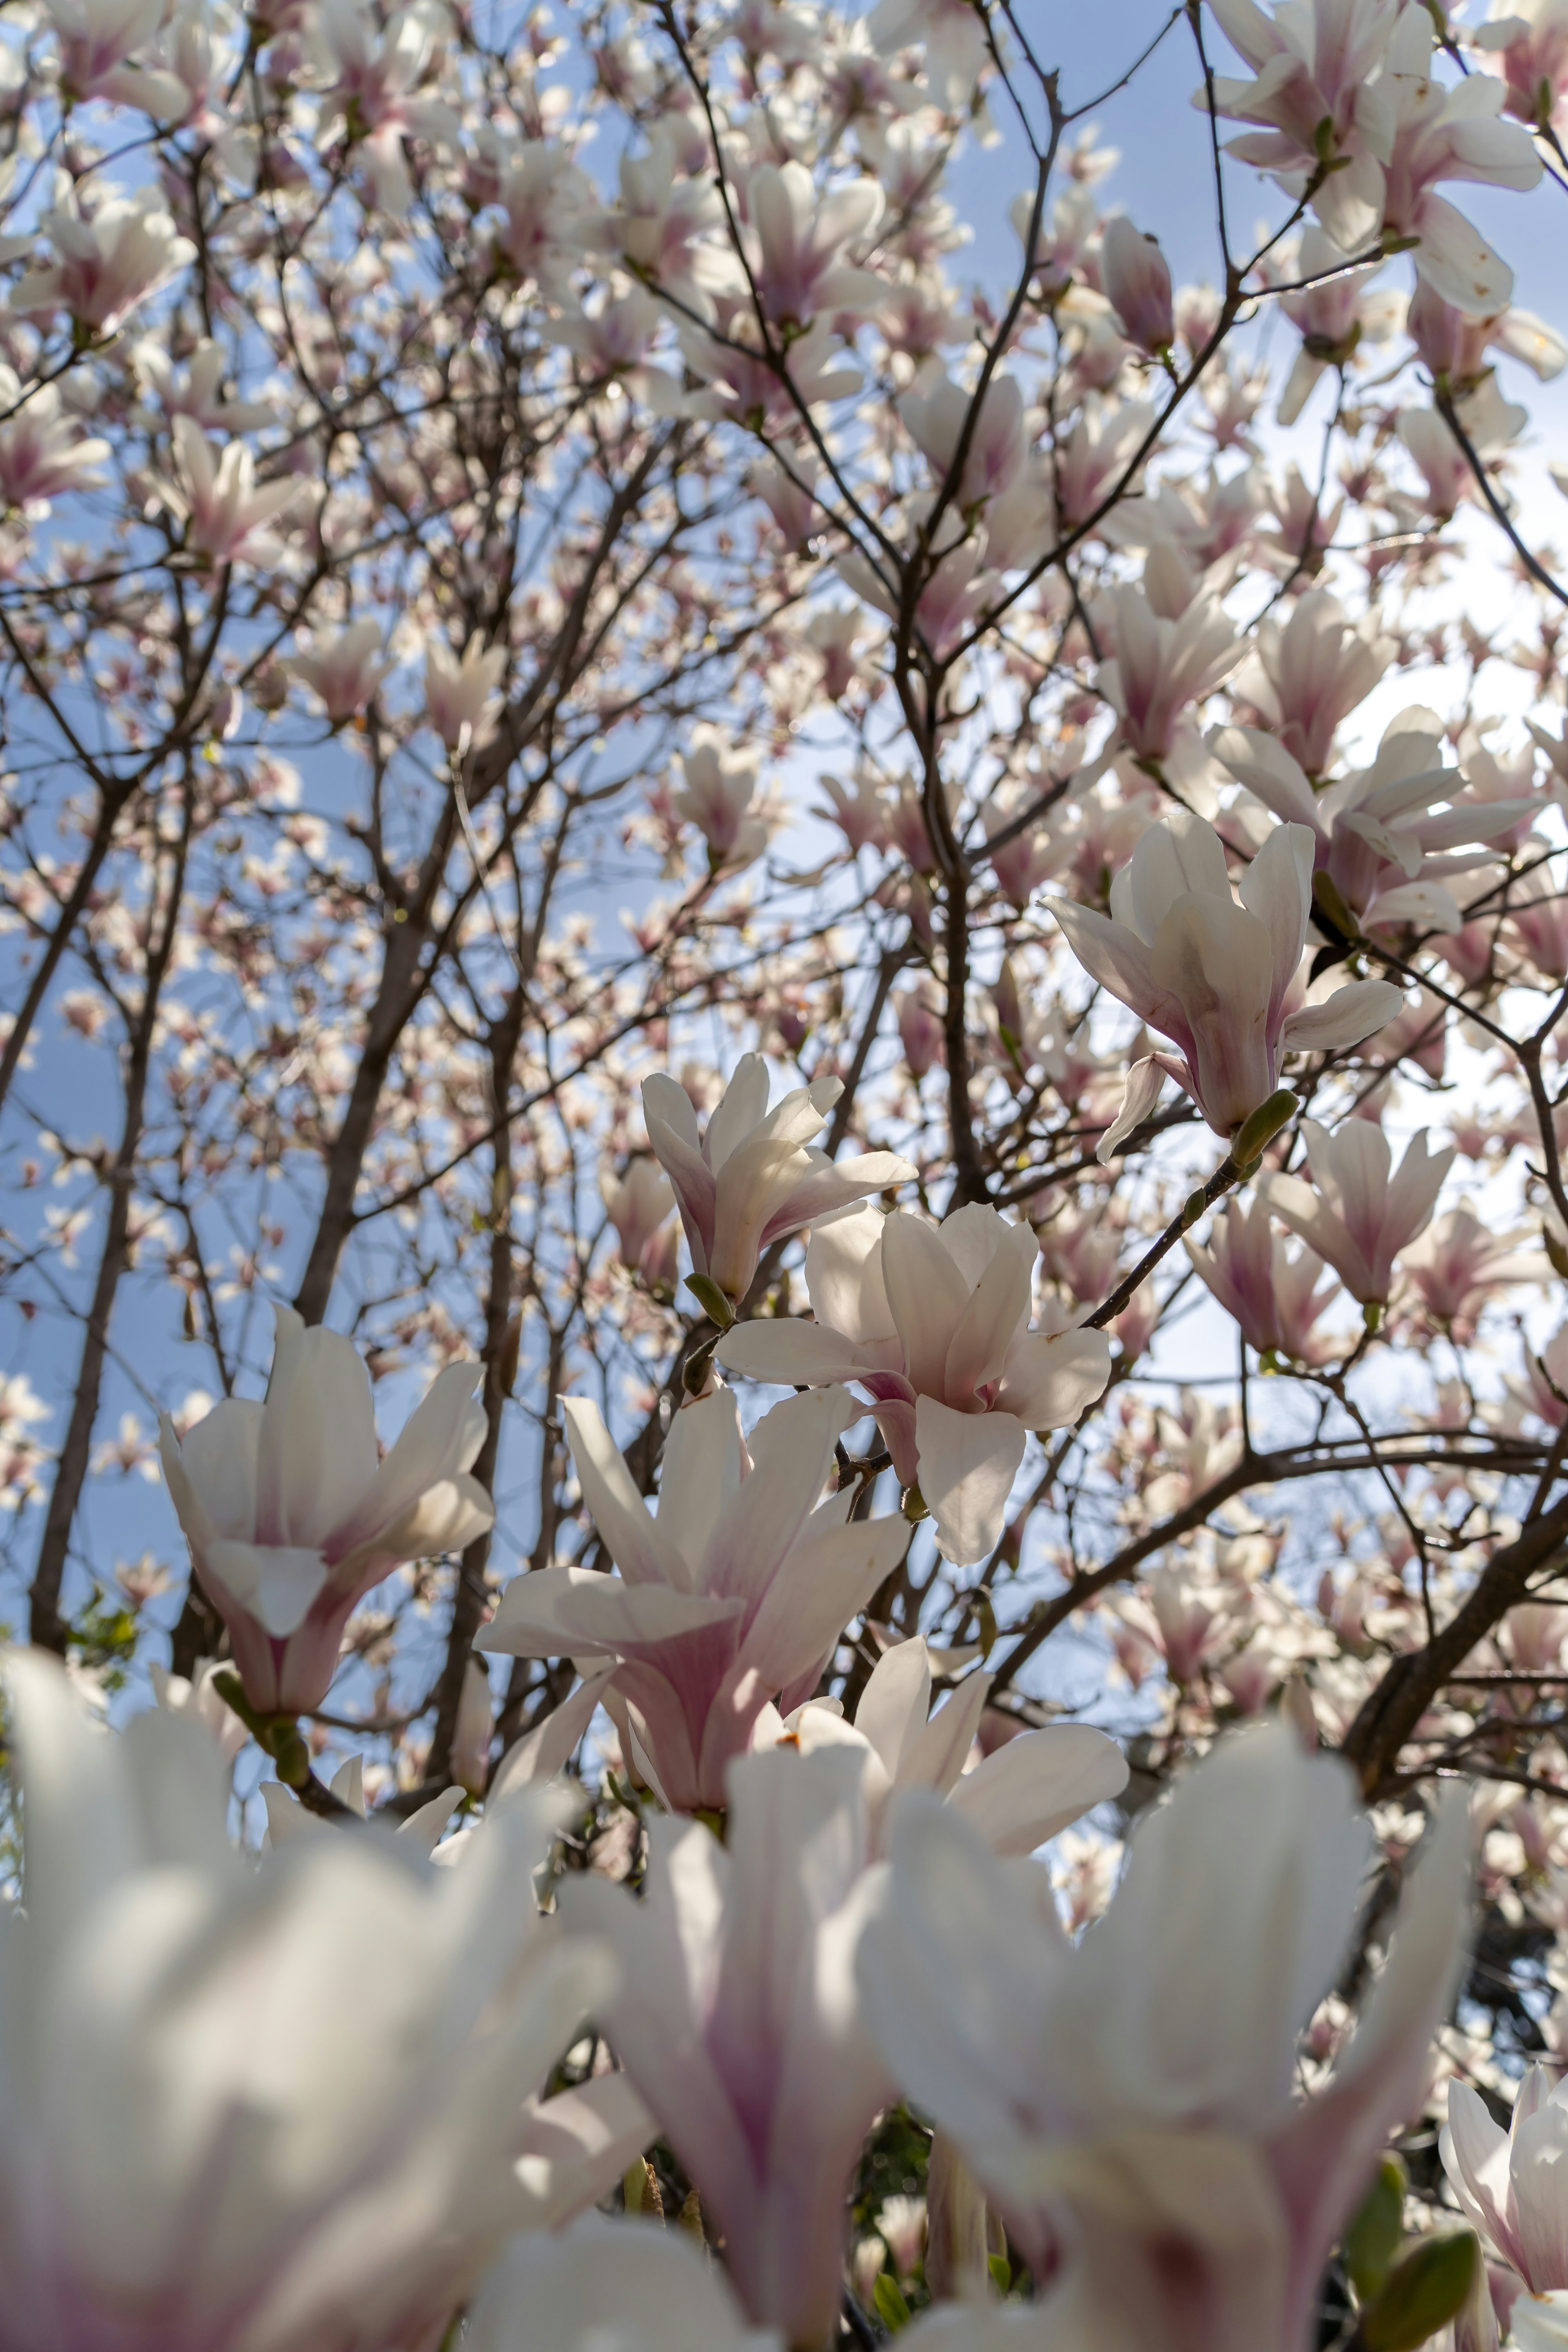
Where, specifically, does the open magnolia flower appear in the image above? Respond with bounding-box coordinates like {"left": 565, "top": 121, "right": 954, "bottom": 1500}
{"left": 1256, "top": 1119, "right": 1455, "bottom": 1307}
{"left": 477, "top": 1383, "right": 907, "bottom": 1812}
{"left": 159, "top": 1306, "right": 493, "bottom": 1715}
{"left": 1212, "top": 707, "right": 1538, "bottom": 935}
{"left": 768, "top": 1633, "right": 1129, "bottom": 1857}
{"left": 717, "top": 1202, "right": 1113, "bottom": 1566}
{"left": 642, "top": 1053, "right": 914, "bottom": 1310}
{"left": 858, "top": 1722, "right": 1472, "bottom": 2352}
{"left": 1049, "top": 808, "right": 1402, "bottom": 1157}
{"left": 0, "top": 1650, "right": 638, "bottom": 2352}
{"left": 1443, "top": 2065, "right": 1568, "bottom": 2297}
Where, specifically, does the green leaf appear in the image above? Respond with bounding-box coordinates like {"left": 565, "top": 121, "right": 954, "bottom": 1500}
{"left": 988, "top": 2252, "right": 1011, "bottom": 2296}
{"left": 872, "top": 2274, "right": 912, "bottom": 2332}
{"left": 1361, "top": 2232, "right": 1479, "bottom": 2352}
{"left": 684, "top": 1274, "right": 736, "bottom": 1329}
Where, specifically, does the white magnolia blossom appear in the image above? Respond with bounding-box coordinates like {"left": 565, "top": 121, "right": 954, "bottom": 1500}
{"left": 0, "top": 1650, "right": 639, "bottom": 2352}
{"left": 159, "top": 1305, "right": 493, "bottom": 1713}
{"left": 718, "top": 1202, "right": 1113, "bottom": 1565}
{"left": 1256, "top": 1119, "right": 1455, "bottom": 1305}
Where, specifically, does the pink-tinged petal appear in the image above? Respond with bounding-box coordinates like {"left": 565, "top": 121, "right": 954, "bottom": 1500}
{"left": 1209, "top": 726, "right": 1321, "bottom": 829}
{"left": 513, "top": 2076, "right": 656, "bottom": 2229}
{"left": 738, "top": 1513, "right": 909, "bottom": 1692}
{"left": 995, "top": 1329, "right": 1113, "bottom": 1429}
{"left": 1385, "top": 1129, "right": 1454, "bottom": 1247}
{"left": 901, "top": 1667, "right": 992, "bottom": 1798}
{"left": 717, "top": 1319, "right": 877, "bottom": 1389}
{"left": 1443, "top": 2082, "right": 1525, "bottom": 2278}
{"left": 944, "top": 1221, "right": 1037, "bottom": 1404}
{"left": 489, "top": 1664, "right": 619, "bottom": 1798}
{"left": 1122, "top": 806, "right": 1234, "bottom": 943}
{"left": 562, "top": 1394, "right": 688, "bottom": 1590}
{"left": 1363, "top": 878, "right": 1466, "bottom": 931}
{"left": 1277, "top": 978, "right": 1403, "bottom": 1055}
{"left": 883, "top": 1214, "right": 972, "bottom": 1397}
{"left": 475, "top": 1562, "right": 742, "bottom": 1657}
{"left": 1255, "top": 1170, "right": 1374, "bottom": 1300}
{"left": 643, "top": 1073, "right": 717, "bottom": 1273}
{"left": 695, "top": 1662, "right": 775, "bottom": 1805}
{"left": 657, "top": 1388, "right": 747, "bottom": 1577}
{"left": 1267, "top": 1791, "right": 1472, "bottom": 2352}
{"left": 868, "top": 1391, "right": 921, "bottom": 1488}
{"left": 804, "top": 1203, "right": 896, "bottom": 1341}
{"left": 947, "top": 1725, "right": 1129, "bottom": 1855}
{"left": 257, "top": 1306, "right": 379, "bottom": 1549}
{"left": 915, "top": 1398, "right": 1027, "bottom": 1566}
{"left": 205, "top": 1539, "right": 329, "bottom": 1639}
{"left": 1149, "top": 891, "right": 1274, "bottom": 1134}
{"left": 1238, "top": 824, "right": 1313, "bottom": 1035}
{"left": 1050, "top": 896, "right": 1165, "bottom": 1026}
{"left": 1504, "top": 2093, "right": 1568, "bottom": 2292}
{"left": 702, "top": 1054, "right": 774, "bottom": 1167}
{"left": 702, "top": 1387, "right": 851, "bottom": 1610}
{"left": 854, "top": 1637, "right": 933, "bottom": 1780}
{"left": 1096, "top": 1056, "right": 1169, "bottom": 1165}
{"left": 754, "top": 1149, "right": 916, "bottom": 1253}
{"left": 165, "top": 1397, "right": 263, "bottom": 1544}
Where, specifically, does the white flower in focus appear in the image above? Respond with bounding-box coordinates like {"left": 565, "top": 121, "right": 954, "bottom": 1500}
{"left": 1256, "top": 1119, "right": 1454, "bottom": 1305}
{"left": 0, "top": 1649, "right": 635, "bottom": 2352}
{"left": 477, "top": 1383, "right": 907, "bottom": 1812}
{"left": 719, "top": 1202, "right": 1112, "bottom": 1566}
{"left": 158, "top": 1304, "right": 493, "bottom": 1715}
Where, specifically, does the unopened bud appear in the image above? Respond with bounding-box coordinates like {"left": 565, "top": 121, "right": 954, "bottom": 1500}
{"left": 1344, "top": 2156, "right": 1408, "bottom": 2303}
{"left": 1312, "top": 869, "right": 1360, "bottom": 944}
{"left": 684, "top": 1273, "right": 736, "bottom": 1330}
{"left": 901, "top": 1481, "right": 929, "bottom": 1524}
{"left": 1232, "top": 1088, "right": 1297, "bottom": 1169}
{"left": 1360, "top": 2231, "right": 1478, "bottom": 2352}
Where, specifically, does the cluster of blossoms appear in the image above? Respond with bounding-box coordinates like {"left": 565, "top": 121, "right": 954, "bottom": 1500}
{"left": 12, "top": 0, "right": 1568, "bottom": 2345}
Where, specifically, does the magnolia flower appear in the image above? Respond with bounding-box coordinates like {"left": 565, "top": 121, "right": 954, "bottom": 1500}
{"left": 477, "top": 1385, "right": 908, "bottom": 1812}
{"left": 12, "top": 189, "right": 195, "bottom": 335}
{"left": 493, "top": 141, "right": 595, "bottom": 291}
{"left": 1185, "top": 1193, "right": 1341, "bottom": 1362}
{"left": 1100, "top": 219, "right": 1174, "bottom": 353}
{"left": 718, "top": 1202, "right": 1112, "bottom": 1566}
{"left": 1212, "top": 707, "right": 1538, "bottom": 935}
{"left": 599, "top": 1156, "right": 676, "bottom": 1274}
{"left": 641, "top": 1052, "right": 913, "bottom": 1308}
{"left": 1444, "top": 2066, "right": 1568, "bottom": 2294}
{"left": 44, "top": 0, "right": 188, "bottom": 111}
{"left": 1407, "top": 278, "right": 1568, "bottom": 390}
{"left": 1516, "top": 2297, "right": 1568, "bottom": 2352}
{"left": 159, "top": 416, "right": 299, "bottom": 569}
{"left": 1276, "top": 227, "right": 1388, "bottom": 425}
{"left": 286, "top": 619, "right": 395, "bottom": 722}
{"left": 1377, "top": 6, "right": 1542, "bottom": 315}
{"left": 314, "top": 0, "right": 460, "bottom": 216}
{"left": 135, "top": 338, "right": 279, "bottom": 433}
{"left": 816, "top": 766, "right": 891, "bottom": 855}
{"left": 858, "top": 1722, "right": 1472, "bottom": 2352}
{"left": 673, "top": 740, "right": 767, "bottom": 870}
{"left": 1399, "top": 1206, "right": 1548, "bottom": 1336}
{"left": 867, "top": 0, "right": 989, "bottom": 107}
{"left": 1097, "top": 578, "right": 1243, "bottom": 765}
{"left": 1256, "top": 1120, "right": 1454, "bottom": 1306}
{"left": 743, "top": 160, "right": 882, "bottom": 331}
{"left": 0, "top": 375, "right": 110, "bottom": 517}
{"left": 0, "top": 1650, "right": 640, "bottom": 2352}
{"left": 1049, "top": 809, "right": 1401, "bottom": 1156}
{"left": 468, "top": 2223, "right": 782, "bottom": 2352}
{"left": 159, "top": 1305, "right": 493, "bottom": 1714}
{"left": 424, "top": 630, "right": 508, "bottom": 753}
{"left": 774, "top": 1633, "right": 1129, "bottom": 1855}
{"left": 564, "top": 1748, "right": 891, "bottom": 2348}
{"left": 1476, "top": 0, "right": 1568, "bottom": 140}
{"left": 902, "top": 373, "right": 1027, "bottom": 509}
{"left": 1230, "top": 589, "right": 1392, "bottom": 779}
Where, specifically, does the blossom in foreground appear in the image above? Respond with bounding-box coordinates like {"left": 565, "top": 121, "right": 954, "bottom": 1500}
{"left": 1049, "top": 809, "right": 1400, "bottom": 1155}
{"left": 1212, "top": 708, "right": 1538, "bottom": 933}
{"left": 565, "top": 1748, "right": 890, "bottom": 2349}
{"left": 641, "top": 1052, "right": 914, "bottom": 1308}
{"left": 1443, "top": 2065, "right": 1568, "bottom": 2296}
{"left": 1184, "top": 1192, "right": 1340, "bottom": 1362}
{"left": 717, "top": 1202, "right": 1112, "bottom": 1565}
{"left": 0, "top": 1650, "right": 631, "bottom": 2352}
{"left": 1255, "top": 1119, "right": 1454, "bottom": 1307}
{"left": 477, "top": 1384, "right": 907, "bottom": 1811}
{"left": 772, "top": 1632, "right": 1128, "bottom": 1854}
{"left": 858, "top": 1722, "right": 1472, "bottom": 2352}
{"left": 159, "top": 1304, "right": 493, "bottom": 1713}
